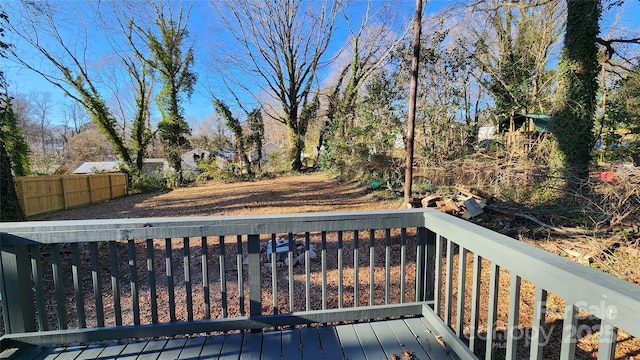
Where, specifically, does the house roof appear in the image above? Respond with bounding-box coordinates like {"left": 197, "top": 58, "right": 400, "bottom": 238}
{"left": 73, "top": 161, "right": 120, "bottom": 174}
{"left": 515, "top": 113, "right": 551, "bottom": 132}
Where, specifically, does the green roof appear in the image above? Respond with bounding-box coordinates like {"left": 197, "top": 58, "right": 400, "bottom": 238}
{"left": 517, "top": 113, "right": 551, "bottom": 132}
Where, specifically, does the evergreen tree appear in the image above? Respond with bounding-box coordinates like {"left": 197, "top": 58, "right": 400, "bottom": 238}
{"left": 0, "top": 9, "right": 26, "bottom": 221}
{"left": 0, "top": 89, "right": 30, "bottom": 176}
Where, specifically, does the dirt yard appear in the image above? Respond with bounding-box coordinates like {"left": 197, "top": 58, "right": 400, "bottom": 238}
{"left": 26, "top": 172, "right": 639, "bottom": 359}
{"left": 32, "top": 173, "right": 401, "bottom": 220}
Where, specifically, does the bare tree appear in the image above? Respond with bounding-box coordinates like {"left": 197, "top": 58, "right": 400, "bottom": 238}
{"left": 318, "top": 0, "right": 410, "bottom": 168}
{"left": 467, "top": 0, "right": 564, "bottom": 118}
{"left": 61, "top": 101, "right": 89, "bottom": 137}
{"left": 98, "top": 1, "right": 159, "bottom": 174}
{"left": 31, "top": 92, "right": 52, "bottom": 155}
{"left": 211, "top": 0, "right": 339, "bottom": 171}
{"left": 4, "top": 1, "right": 134, "bottom": 167}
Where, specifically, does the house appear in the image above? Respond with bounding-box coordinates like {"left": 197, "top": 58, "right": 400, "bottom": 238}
{"left": 502, "top": 113, "right": 551, "bottom": 133}
{"left": 180, "top": 148, "right": 234, "bottom": 172}
{"left": 263, "top": 142, "right": 283, "bottom": 157}
{"left": 478, "top": 113, "right": 551, "bottom": 146}
{"left": 141, "top": 158, "right": 169, "bottom": 175}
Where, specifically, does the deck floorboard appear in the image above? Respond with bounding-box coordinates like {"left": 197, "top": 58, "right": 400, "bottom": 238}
{"left": 2, "top": 317, "right": 458, "bottom": 360}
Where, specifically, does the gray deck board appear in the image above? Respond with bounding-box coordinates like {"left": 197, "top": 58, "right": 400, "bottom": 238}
{"left": 351, "top": 321, "right": 387, "bottom": 359}
{"left": 117, "top": 341, "right": 149, "bottom": 360}
{"left": 50, "top": 345, "right": 86, "bottom": 360}
{"left": 93, "top": 342, "right": 126, "bottom": 359}
{"left": 260, "top": 330, "right": 281, "bottom": 360}
{"left": 317, "top": 324, "right": 343, "bottom": 359}
{"left": 218, "top": 332, "right": 243, "bottom": 360}
{"left": 178, "top": 336, "right": 206, "bottom": 359}
{"left": 240, "top": 331, "right": 262, "bottom": 360}
{"left": 386, "top": 318, "right": 434, "bottom": 360}
{"left": 281, "top": 328, "right": 302, "bottom": 359}
{"left": 0, "top": 346, "right": 40, "bottom": 360}
{"left": 32, "top": 346, "right": 64, "bottom": 360}
{"left": 300, "top": 326, "right": 322, "bottom": 359}
{"left": 198, "top": 334, "right": 224, "bottom": 359}
{"left": 138, "top": 339, "right": 167, "bottom": 360}
{"left": 3, "top": 316, "right": 463, "bottom": 360}
{"left": 405, "top": 317, "right": 456, "bottom": 359}
{"left": 334, "top": 324, "right": 366, "bottom": 360}
{"left": 73, "top": 344, "right": 108, "bottom": 360}
{"left": 157, "top": 338, "right": 187, "bottom": 360}
{"left": 369, "top": 320, "right": 406, "bottom": 359}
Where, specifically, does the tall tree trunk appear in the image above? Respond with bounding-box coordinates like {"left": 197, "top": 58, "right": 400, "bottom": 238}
{"left": 553, "top": 0, "right": 601, "bottom": 181}
{"left": 0, "top": 139, "right": 25, "bottom": 221}
{"left": 404, "top": 0, "right": 423, "bottom": 206}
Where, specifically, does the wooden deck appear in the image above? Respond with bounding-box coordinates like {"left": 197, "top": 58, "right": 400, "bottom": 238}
{"left": 1, "top": 317, "right": 457, "bottom": 360}
{"left": 3, "top": 210, "right": 639, "bottom": 359}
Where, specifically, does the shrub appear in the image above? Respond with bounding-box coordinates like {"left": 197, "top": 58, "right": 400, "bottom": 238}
{"left": 130, "top": 172, "right": 166, "bottom": 193}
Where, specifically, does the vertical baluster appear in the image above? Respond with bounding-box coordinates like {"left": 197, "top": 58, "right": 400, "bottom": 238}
{"left": 384, "top": 229, "right": 391, "bottom": 305}
{"left": 353, "top": 230, "right": 359, "bottom": 307}
{"left": 321, "top": 231, "right": 327, "bottom": 310}
{"left": 415, "top": 228, "right": 425, "bottom": 302}
{"left": 597, "top": 323, "right": 618, "bottom": 360}
{"left": 0, "top": 242, "right": 35, "bottom": 333}
{"left": 444, "top": 239, "right": 453, "bottom": 325}
{"left": 201, "top": 236, "right": 210, "bottom": 320}
{"left": 288, "top": 232, "right": 294, "bottom": 312}
{"left": 560, "top": 304, "right": 578, "bottom": 360}
{"left": 337, "top": 231, "right": 343, "bottom": 309}
{"left": 455, "top": 247, "right": 468, "bottom": 337}
{"left": 236, "top": 235, "right": 244, "bottom": 316}
{"left": 425, "top": 229, "right": 437, "bottom": 303}
{"left": 146, "top": 239, "right": 157, "bottom": 324}
{"left": 530, "top": 287, "right": 547, "bottom": 360}
{"left": 400, "top": 228, "right": 407, "bottom": 304}
{"left": 485, "top": 262, "right": 500, "bottom": 360}
{"left": 219, "top": 236, "right": 228, "bottom": 318}
{"left": 52, "top": 244, "right": 66, "bottom": 329}
{"left": 127, "top": 240, "right": 139, "bottom": 325}
{"left": 184, "top": 237, "right": 193, "bottom": 321}
{"left": 469, "top": 253, "right": 482, "bottom": 353}
{"left": 30, "top": 245, "right": 47, "bottom": 331}
{"left": 271, "top": 234, "right": 278, "bottom": 314}
{"left": 248, "top": 234, "right": 261, "bottom": 317}
{"left": 70, "top": 243, "right": 86, "bottom": 328}
{"left": 108, "top": 241, "right": 121, "bottom": 326}
{"left": 305, "top": 232, "right": 311, "bottom": 311}
{"left": 89, "top": 243, "right": 104, "bottom": 327}
{"left": 369, "top": 229, "right": 375, "bottom": 306}
{"left": 506, "top": 274, "right": 521, "bottom": 359}
{"left": 434, "top": 235, "right": 444, "bottom": 316}
{"left": 165, "top": 238, "right": 176, "bottom": 322}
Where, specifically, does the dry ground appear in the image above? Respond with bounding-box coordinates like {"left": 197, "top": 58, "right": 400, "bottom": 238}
{"left": 32, "top": 173, "right": 400, "bottom": 220}
{"left": 26, "top": 172, "right": 640, "bottom": 359}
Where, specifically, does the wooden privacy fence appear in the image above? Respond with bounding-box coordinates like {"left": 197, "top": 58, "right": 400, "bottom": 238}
{"left": 14, "top": 173, "right": 128, "bottom": 217}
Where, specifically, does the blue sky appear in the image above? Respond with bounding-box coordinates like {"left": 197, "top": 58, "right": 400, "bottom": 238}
{"left": 2, "top": 0, "right": 453, "bottom": 127}
{"left": 3, "top": 0, "right": 639, "bottom": 128}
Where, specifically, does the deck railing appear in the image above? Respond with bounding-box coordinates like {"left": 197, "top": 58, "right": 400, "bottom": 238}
{"left": 1, "top": 209, "right": 639, "bottom": 359}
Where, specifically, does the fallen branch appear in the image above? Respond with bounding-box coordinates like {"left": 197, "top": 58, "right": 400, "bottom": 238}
{"left": 486, "top": 204, "right": 609, "bottom": 237}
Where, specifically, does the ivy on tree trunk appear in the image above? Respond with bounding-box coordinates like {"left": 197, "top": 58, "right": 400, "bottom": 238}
{"left": 553, "top": 0, "right": 601, "bottom": 181}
